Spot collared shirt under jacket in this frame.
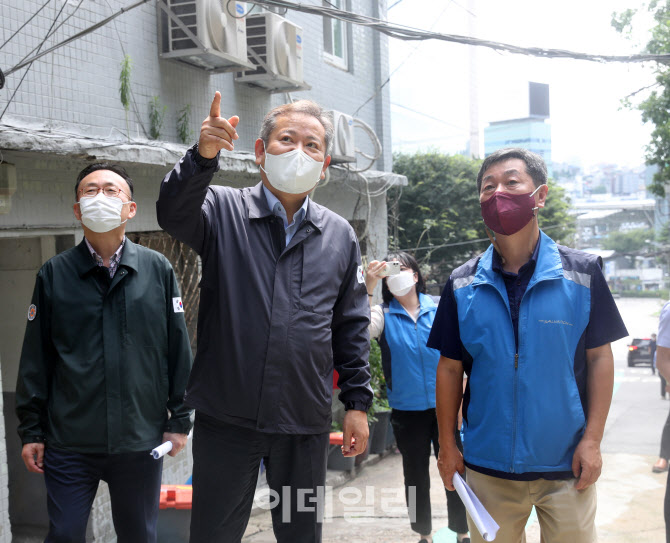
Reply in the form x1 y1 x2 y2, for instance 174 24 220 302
16 239 193 453
156 146 373 434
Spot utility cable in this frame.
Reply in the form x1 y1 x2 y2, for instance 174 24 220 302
391 102 467 130
246 0 670 64
1 0 69 120
352 0 454 116
18 0 84 66
0 0 52 51
102 0 149 139
3 0 151 78
396 223 570 254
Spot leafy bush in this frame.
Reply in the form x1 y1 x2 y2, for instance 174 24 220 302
368 339 389 422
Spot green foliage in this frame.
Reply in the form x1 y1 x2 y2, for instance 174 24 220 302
611 8 637 36
119 55 132 141
390 151 576 287
658 222 670 243
119 55 132 110
149 96 167 140
538 180 576 246
177 104 193 144
612 1 670 195
390 152 487 284
602 228 651 253
367 339 389 423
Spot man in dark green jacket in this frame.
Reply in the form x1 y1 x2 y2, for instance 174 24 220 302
16 163 193 543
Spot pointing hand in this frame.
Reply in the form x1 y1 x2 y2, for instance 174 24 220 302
198 91 240 159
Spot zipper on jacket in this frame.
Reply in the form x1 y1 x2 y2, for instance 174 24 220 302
510 351 519 473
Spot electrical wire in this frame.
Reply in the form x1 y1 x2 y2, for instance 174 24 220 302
225 0 259 19
17 0 84 67
352 0 454 116
102 0 149 139
346 117 382 173
1 0 70 121
391 102 467 130
0 0 52 51
246 0 670 64
3 0 151 78
395 223 570 254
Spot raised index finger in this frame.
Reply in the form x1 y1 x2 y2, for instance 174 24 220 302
210 91 221 118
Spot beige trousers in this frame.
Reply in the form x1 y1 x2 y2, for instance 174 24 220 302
465 468 597 543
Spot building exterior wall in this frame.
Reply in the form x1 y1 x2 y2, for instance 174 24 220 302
1 1 391 169
0 1 399 539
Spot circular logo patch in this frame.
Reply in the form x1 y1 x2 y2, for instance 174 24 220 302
28 304 37 321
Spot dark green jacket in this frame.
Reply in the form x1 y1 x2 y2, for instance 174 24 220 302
16 239 193 454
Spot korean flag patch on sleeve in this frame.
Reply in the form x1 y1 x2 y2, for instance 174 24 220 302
357 265 365 284
172 297 184 313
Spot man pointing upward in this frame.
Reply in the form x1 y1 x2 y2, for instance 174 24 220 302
157 92 372 542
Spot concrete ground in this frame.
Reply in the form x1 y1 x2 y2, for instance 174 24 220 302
242 448 667 543
243 298 670 543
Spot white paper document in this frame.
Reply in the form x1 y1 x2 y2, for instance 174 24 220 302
150 441 173 459
453 472 500 541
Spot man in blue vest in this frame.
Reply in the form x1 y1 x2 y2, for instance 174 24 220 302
428 148 627 543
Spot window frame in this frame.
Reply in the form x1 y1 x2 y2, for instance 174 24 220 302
322 0 349 70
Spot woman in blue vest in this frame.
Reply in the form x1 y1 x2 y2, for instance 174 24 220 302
366 252 469 543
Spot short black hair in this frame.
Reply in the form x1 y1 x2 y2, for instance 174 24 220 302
75 163 134 199
476 148 547 193
381 251 425 304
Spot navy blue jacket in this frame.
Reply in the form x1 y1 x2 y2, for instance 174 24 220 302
157 147 372 434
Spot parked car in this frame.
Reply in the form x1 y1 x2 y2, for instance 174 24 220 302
627 338 654 367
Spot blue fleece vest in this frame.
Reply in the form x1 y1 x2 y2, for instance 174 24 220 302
379 293 440 411
452 232 599 474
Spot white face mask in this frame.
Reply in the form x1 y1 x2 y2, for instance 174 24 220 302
260 143 324 194
386 270 416 297
77 193 131 233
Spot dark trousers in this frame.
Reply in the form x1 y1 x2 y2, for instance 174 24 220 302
666 469 670 543
391 408 468 535
190 413 329 543
43 447 162 543
662 408 670 460
663 375 668 399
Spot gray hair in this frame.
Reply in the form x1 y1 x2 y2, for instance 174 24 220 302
476 148 548 192
259 100 334 154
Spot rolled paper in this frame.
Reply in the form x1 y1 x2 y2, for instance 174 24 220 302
151 441 173 459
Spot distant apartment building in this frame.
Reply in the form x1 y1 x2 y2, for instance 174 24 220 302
484 82 553 176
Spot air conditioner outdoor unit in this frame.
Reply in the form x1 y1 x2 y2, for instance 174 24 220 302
234 12 310 92
158 0 255 72
327 110 356 163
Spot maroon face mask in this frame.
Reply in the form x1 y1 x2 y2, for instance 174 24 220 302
480 186 543 236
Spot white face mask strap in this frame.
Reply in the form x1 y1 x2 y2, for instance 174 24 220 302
530 184 545 197
530 183 546 213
